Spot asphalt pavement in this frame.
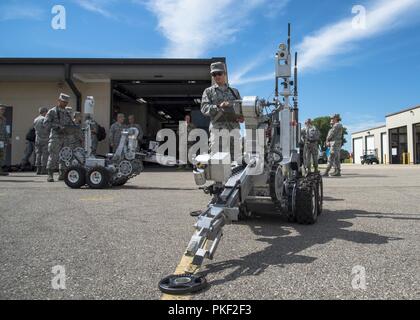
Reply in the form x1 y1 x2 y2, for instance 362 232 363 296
0 164 419 299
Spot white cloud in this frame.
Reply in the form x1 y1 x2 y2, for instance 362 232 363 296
229 52 273 85
0 3 44 21
144 0 272 58
74 0 116 18
231 71 274 85
298 0 420 71
231 0 420 85
264 0 290 18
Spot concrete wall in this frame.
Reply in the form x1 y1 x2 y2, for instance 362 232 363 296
0 81 111 163
386 107 420 164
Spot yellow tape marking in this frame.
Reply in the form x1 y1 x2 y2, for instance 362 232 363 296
161 240 208 300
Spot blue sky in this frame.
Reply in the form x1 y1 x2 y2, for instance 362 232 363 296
1 0 420 150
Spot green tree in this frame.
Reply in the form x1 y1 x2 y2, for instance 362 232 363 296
312 116 347 150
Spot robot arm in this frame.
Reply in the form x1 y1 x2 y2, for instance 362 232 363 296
187 153 259 267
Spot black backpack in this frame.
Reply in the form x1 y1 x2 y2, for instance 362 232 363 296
96 125 106 142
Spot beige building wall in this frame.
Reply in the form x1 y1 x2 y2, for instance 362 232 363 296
0 81 111 163
386 107 420 164
352 126 387 163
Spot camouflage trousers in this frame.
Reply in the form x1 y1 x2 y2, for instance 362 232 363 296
209 127 242 163
46 135 69 172
327 145 341 172
35 139 49 167
304 142 318 172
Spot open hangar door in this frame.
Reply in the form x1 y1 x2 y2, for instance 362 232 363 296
353 137 363 164
112 79 211 155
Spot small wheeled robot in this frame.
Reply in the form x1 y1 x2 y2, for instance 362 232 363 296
60 97 176 189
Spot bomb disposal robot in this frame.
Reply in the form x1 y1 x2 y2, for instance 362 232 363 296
59 97 176 189
159 25 323 294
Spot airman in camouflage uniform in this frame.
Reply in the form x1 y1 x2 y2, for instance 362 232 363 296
0 106 10 176
109 113 126 152
67 112 84 149
201 62 243 162
324 114 343 177
301 118 320 174
44 93 74 182
33 107 50 175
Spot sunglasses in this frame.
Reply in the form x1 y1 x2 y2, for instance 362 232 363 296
212 72 225 77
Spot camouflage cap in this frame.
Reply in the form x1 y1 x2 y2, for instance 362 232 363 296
210 62 226 74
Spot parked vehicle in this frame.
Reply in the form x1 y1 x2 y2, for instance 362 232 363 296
361 154 379 165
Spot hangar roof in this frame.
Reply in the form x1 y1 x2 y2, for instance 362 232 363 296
385 105 420 118
351 125 386 136
0 57 226 82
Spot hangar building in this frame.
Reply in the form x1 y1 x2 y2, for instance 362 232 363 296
0 57 225 165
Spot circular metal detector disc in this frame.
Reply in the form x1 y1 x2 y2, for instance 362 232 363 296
158 274 207 295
